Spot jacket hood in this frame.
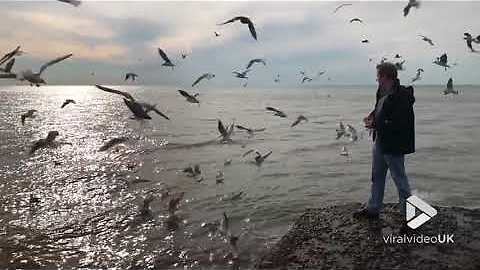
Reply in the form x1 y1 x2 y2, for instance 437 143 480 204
394 79 415 105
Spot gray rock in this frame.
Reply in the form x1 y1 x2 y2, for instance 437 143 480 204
257 203 480 270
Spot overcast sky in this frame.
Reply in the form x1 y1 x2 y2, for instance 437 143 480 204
0 0 479 87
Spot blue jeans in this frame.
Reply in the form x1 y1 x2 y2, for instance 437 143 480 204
367 139 412 215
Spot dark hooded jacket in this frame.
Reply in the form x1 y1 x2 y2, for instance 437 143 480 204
373 79 415 155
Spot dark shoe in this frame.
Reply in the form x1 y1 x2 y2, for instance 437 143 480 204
353 207 380 219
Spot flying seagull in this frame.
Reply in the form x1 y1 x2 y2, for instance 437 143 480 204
419 35 434 46
61 99 75 108
266 107 287 118
245 150 272 166
233 69 251 79
274 74 280 83
246 58 266 69
95 84 169 120
30 131 71 154
181 53 188 59
218 16 257 41
214 31 221 37
345 124 358 142
361 39 369 43
235 124 266 136
443 78 458 95
21 109 37 126
192 73 215 87
57 0 81 7
5 54 73 87
411 68 424 82
301 76 313 83
99 137 129 152
464 33 477 52
178 90 200 104
125 72 138 81
349 18 363 23
433 53 450 70
218 119 235 142
291 115 308 127
403 0 420 17
158 48 174 68
333 3 352 13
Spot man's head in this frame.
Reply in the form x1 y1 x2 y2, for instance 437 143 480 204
376 62 397 91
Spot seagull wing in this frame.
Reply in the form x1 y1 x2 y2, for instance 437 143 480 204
95 84 135 101
235 125 252 132
246 60 255 69
242 149 255 157
158 48 172 63
178 90 193 99
61 100 69 108
247 20 257 40
403 4 411 17
291 119 301 127
266 106 282 114
123 98 151 119
39 53 73 75
447 78 453 90
0 73 17 79
0 46 20 66
218 119 227 137
262 151 273 160
192 73 207 87
219 17 241 25
3 58 15 73
151 107 170 120
334 3 352 13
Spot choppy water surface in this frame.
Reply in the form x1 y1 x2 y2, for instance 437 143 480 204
1 85 479 269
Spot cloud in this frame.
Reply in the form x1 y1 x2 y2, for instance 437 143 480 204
9 10 115 39
1 1 480 85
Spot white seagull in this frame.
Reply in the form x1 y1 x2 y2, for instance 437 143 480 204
2 54 73 87
443 78 458 95
218 16 257 41
419 35 434 46
158 48 174 68
433 53 450 70
218 119 235 142
246 58 266 69
21 109 37 126
95 85 169 120
411 68 424 82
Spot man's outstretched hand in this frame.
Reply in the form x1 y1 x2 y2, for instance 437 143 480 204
364 112 375 129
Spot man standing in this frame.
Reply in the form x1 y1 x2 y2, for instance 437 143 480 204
354 62 415 219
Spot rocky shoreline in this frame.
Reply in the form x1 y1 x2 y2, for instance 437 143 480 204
257 203 480 270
